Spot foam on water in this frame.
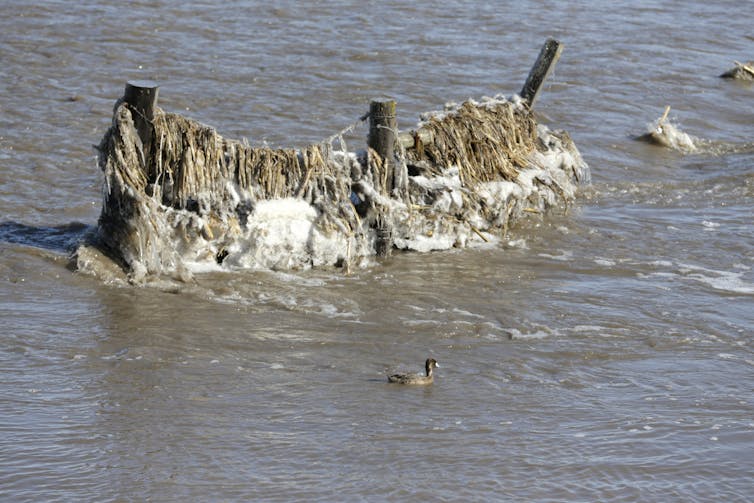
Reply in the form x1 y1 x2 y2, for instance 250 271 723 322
677 263 754 295
645 118 698 153
594 258 616 267
538 250 573 261
641 262 754 294
506 328 554 340
228 198 323 270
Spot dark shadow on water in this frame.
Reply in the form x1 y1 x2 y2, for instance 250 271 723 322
0 221 94 253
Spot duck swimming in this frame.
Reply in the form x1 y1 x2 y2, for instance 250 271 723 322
387 358 439 385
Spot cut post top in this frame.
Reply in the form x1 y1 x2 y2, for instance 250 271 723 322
124 81 160 121
368 99 398 152
369 99 396 118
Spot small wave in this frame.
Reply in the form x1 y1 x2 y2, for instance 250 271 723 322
682 269 754 295
642 260 754 295
505 238 528 249
538 250 573 261
507 328 553 340
571 325 618 337
675 262 753 294
594 258 616 267
0 221 92 253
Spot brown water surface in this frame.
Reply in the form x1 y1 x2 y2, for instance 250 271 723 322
1 1 752 501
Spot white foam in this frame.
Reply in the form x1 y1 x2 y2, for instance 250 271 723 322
507 328 551 340
678 263 754 295
184 260 225 274
243 199 317 265
643 261 754 294
451 307 486 319
506 238 528 249
573 325 607 334
395 233 457 253
646 119 698 153
538 250 573 261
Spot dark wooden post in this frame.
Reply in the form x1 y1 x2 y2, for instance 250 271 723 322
520 38 563 107
375 223 393 258
123 80 159 168
368 99 397 257
368 99 397 192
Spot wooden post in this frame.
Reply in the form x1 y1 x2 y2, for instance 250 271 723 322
520 38 563 107
368 99 397 191
375 222 393 258
124 80 158 119
123 80 159 166
368 99 397 257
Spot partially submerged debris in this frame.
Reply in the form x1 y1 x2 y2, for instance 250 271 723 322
636 105 697 153
720 60 754 80
73 90 588 283
74 40 589 283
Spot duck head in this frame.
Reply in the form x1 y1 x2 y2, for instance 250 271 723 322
425 358 439 377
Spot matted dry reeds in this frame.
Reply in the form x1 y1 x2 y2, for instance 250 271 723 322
91 92 585 280
405 99 537 185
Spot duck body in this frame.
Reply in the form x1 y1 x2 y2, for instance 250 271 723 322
387 358 438 385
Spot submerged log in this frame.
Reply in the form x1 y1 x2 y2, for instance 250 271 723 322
398 129 433 150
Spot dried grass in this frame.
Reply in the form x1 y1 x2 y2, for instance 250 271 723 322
93 93 582 279
406 99 537 185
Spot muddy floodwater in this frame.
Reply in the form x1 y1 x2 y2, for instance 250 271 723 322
1 1 752 501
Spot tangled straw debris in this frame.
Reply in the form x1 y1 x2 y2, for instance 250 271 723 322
720 60 754 80
76 93 588 282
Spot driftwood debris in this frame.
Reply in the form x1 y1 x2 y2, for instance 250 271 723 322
77 39 588 281
635 105 696 152
720 60 754 80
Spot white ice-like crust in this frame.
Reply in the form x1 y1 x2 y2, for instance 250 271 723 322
647 119 698 153
234 198 318 271
153 123 579 278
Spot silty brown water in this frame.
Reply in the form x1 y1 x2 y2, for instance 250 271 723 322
0 0 752 501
